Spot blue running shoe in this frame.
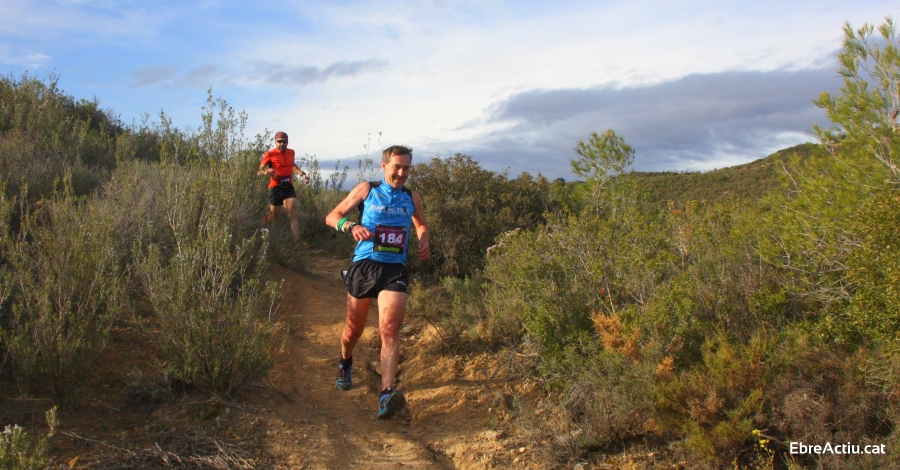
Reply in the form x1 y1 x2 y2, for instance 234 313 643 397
377 389 405 420
336 362 352 390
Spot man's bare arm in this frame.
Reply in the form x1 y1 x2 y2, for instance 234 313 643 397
258 160 274 177
411 191 430 261
292 164 310 184
325 182 373 241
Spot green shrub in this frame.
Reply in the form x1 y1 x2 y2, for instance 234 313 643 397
649 328 900 469
483 222 597 355
0 186 11 377
408 274 520 352
407 154 552 278
135 172 278 394
760 14 900 347
756 147 885 345
511 327 658 465
0 79 292 403
0 73 121 204
636 253 794 365
100 135 268 266
2 190 124 403
654 331 894 467
610 201 806 366
845 192 900 343
483 201 676 357
0 407 58 470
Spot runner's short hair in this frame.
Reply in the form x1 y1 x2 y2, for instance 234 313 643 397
382 145 413 164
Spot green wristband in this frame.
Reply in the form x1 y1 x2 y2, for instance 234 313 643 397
336 217 349 232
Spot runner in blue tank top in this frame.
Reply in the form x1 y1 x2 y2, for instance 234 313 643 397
351 179 416 264
325 145 430 420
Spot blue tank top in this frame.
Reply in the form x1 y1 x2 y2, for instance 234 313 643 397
352 180 416 265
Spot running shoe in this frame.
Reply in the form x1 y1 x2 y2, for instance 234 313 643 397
262 211 272 227
377 389 406 420
336 363 352 390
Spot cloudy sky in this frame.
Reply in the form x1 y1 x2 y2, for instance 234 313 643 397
2 1 896 178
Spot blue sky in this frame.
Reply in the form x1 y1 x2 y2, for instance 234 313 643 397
2 1 896 178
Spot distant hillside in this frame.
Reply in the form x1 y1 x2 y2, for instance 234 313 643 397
632 143 827 207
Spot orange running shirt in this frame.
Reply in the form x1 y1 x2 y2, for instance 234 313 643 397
260 148 296 188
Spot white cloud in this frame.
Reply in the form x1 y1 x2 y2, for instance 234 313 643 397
0 42 51 68
3 0 898 175
230 0 873 164
423 68 839 177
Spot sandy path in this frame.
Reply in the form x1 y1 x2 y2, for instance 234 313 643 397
241 255 466 469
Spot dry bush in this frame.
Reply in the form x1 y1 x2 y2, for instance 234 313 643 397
653 334 769 466
565 351 656 448
134 165 279 395
83 435 262 470
2 192 125 402
509 345 657 466
592 312 640 360
76 412 268 470
513 396 586 466
762 336 900 469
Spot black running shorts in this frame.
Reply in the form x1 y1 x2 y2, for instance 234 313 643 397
268 182 296 206
344 259 409 299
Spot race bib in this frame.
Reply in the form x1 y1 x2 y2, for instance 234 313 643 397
373 225 406 254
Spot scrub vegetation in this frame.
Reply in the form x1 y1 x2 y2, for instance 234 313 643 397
407 16 900 469
1 13 899 470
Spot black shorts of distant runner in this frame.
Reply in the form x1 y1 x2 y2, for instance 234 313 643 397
344 259 409 299
268 182 297 206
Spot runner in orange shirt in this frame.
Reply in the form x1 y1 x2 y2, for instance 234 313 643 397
257 131 310 242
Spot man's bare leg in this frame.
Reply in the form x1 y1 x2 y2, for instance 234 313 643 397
375 290 408 419
269 204 282 221
341 294 372 360
336 294 371 391
376 290 407 391
283 197 301 242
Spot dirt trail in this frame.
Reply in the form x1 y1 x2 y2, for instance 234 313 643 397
243 254 532 469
